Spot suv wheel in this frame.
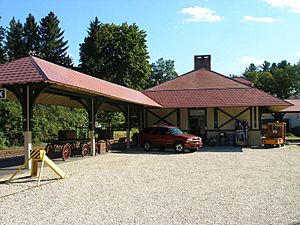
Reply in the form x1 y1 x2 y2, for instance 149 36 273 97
143 141 152 151
174 142 184 153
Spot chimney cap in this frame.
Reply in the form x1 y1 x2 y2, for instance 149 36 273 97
194 54 211 58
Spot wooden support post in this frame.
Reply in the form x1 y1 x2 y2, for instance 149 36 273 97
4 83 49 169
89 98 96 156
24 85 32 169
214 108 218 129
177 108 181 128
126 104 130 149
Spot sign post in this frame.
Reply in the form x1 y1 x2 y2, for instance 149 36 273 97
0 89 6 99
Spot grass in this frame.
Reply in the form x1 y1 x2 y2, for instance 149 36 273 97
286 133 300 141
113 128 139 140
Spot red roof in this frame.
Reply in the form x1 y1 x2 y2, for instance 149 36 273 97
146 69 246 91
233 77 254 86
280 99 300 112
0 56 161 107
144 68 291 108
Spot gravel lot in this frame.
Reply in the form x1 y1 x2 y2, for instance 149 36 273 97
1 145 300 225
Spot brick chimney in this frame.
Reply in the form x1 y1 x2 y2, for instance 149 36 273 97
194 55 211 70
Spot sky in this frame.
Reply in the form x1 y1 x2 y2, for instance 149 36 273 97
0 0 300 76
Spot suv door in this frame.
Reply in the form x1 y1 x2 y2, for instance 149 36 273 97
149 127 161 147
155 127 174 148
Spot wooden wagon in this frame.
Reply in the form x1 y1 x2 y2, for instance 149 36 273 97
45 129 112 161
45 138 90 161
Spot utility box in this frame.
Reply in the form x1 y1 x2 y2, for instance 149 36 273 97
219 132 227 146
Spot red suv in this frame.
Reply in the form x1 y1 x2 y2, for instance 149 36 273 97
139 125 203 153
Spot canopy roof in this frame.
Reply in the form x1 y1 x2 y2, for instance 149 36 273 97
0 56 161 108
144 68 291 110
280 99 300 113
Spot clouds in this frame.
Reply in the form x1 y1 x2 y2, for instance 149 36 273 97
179 0 299 24
179 6 223 23
243 15 283 23
263 0 300 13
296 51 300 56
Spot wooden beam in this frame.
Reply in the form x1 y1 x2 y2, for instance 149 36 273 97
217 107 251 129
214 108 218 129
146 109 176 126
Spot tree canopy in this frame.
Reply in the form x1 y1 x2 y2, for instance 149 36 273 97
39 12 73 67
149 58 178 87
0 17 6 63
5 17 25 61
243 60 300 99
79 17 151 90
23 13 40 56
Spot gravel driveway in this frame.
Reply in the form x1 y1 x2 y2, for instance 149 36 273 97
1 145 300 225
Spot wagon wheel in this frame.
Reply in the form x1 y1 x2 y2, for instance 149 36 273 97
45 144 55 159
81 143 89 157
61 143 71 161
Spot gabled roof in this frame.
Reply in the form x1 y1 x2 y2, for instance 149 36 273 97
0 56 161 108
144 68 291 108
280 99 300 113
146 69 246 91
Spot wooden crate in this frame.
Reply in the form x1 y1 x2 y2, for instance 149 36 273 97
96 141 107 154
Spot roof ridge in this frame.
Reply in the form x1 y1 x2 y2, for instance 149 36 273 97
30 56 49 81
206 68 254 88
32 56 144 94
144 68 253 92
144 87 251 93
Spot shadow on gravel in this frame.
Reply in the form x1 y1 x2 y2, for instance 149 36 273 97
201 147 243 152
112 146 244 154
0 156 24 168
111 148 186 155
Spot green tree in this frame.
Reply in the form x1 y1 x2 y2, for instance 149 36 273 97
242 60 300 99
0 17 6 63
23 13 40 56
0 100 23 146
260 61 271 72
32 105 87 143
5 17 25 61
79 18 151 90
255 72 275 94
39 11 73 67
149 58 178 86
79 17 104 77
271 64 298 98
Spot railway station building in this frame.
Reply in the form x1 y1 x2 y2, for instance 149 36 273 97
142 55 291 146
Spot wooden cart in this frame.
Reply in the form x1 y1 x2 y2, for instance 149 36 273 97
45 129 112 160
45 138 90 161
